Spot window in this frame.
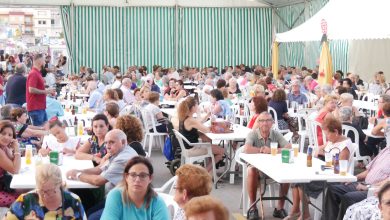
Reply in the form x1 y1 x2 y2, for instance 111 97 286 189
38 21 42 24
43 21 46 25
51 19 54 25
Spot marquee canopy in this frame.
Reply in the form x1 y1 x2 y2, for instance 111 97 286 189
275 0 390 42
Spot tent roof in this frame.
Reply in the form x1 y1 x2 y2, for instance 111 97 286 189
0 0 269 7
275 0 390 42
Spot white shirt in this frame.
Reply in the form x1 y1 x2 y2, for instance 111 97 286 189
44 72 56 87
42 135 80 154
144 103 162 130
120 86 135 104
111 80 122 89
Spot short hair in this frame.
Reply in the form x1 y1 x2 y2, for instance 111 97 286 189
184 195 229 220
134 88 141 95
339 93 354 103
378 181 390 205
10 107 26 121
36 163 62 189
108 129 127 145
272 89 287 102
104 89 119 101
381 94 390 103
49 119 64 129
105 102 120 118
337 86 348 95
323 95 338 105
339 106 352 122
322 116 342 135
342 78 353 87
148 91 160 103
210 89 224 101
291 80 301 86
91 114 112 136
216 79 226 89
15 63 26 74
33 53 44 61
382 103 390 117
0 105 13 120
175 164 212 199
321 84 333 94
115 115 144 143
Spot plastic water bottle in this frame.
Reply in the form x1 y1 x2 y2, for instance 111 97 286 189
159 93 163 102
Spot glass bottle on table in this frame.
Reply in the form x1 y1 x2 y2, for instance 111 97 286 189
306 146 313 167
333 153 340 174
25 145 33 165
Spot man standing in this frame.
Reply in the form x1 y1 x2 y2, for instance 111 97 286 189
244 112 291 219
6 63 27 106
26 54 55 126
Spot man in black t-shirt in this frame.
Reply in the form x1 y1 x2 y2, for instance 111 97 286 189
6 63 27 106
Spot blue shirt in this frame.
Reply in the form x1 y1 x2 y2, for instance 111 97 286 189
101 188 169 220
88 90 103 110
215 100 232 118
287 92 308 105
46 96 64 120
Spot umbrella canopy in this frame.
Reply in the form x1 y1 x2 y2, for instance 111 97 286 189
318 40 333 85
272 42 279 80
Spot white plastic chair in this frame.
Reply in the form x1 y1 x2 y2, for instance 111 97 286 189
268 107 290 134
154 176 177 196
141 110 168 157
173 129 217 186
158 192 179 220
342 124 371 165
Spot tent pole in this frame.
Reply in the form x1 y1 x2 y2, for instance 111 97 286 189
175 3 179 70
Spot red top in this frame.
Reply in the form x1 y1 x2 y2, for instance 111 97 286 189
26 67 46 111
315 111 329 146
247 114 259 129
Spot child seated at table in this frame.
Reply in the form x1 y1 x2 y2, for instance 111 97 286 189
39 120 80 156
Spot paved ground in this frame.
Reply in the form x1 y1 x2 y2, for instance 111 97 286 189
150 149 283 220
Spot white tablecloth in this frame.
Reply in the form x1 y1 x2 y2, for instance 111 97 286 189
11 156 96 189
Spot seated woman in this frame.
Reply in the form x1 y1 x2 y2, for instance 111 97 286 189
75 114 111 166
0 121 21 207
268 89 289 130
285 116 355 220
177 96 225 171
173 164 212 220
144 92 167 133
209 89 232 119
139 85 152 107
104 101 119 128
115 115 147 156
5 163 86 219
248 96 268 129
227 78 241 98
344 181 390 220
100 157 169 220
166 80 187 101
39 120 81 156
316 95 338 146
164 78 177 96
10 107 48 148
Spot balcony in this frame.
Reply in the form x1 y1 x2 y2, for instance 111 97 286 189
24 30 34 35
25 21 34 26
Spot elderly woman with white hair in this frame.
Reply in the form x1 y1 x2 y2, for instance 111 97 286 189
227 77 241 97
338 106 373 168
5 163 86 219
334 93 361 118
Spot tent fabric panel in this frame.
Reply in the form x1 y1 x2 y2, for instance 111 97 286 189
70 6 175 74
178 7 272 70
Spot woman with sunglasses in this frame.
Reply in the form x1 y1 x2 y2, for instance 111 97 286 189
5 163 86 219
100 156 169 220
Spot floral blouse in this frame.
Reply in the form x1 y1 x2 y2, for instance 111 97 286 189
5 190 86 220
88 135 107 159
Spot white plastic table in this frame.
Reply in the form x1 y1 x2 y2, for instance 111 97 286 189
11 156 96 189
203 124 252 185
240 153 357 216
160 100 177 106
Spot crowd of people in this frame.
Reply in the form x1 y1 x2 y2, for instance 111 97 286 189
0 52 389 220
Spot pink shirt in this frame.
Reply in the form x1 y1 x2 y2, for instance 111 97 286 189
365 147 390 184
309 80 318 91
